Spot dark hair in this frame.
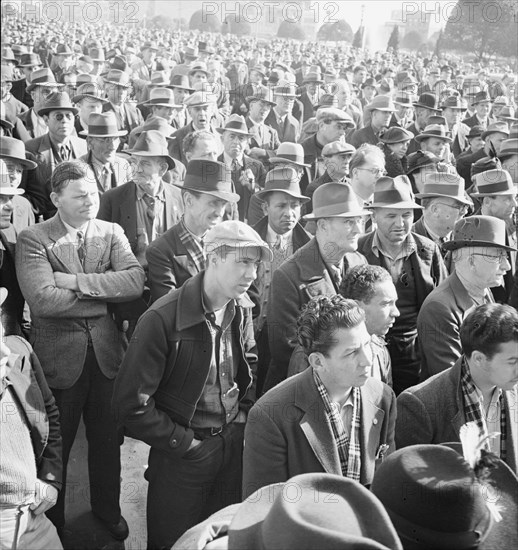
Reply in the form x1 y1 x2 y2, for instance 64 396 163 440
50 160 93 194
460 303 518 359
340 265 392 304
182 130 217 156
296 295 365 356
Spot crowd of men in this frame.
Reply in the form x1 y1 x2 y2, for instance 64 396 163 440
1 12 518 550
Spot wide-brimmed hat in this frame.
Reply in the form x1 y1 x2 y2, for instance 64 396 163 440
304 182 372 219
379 127 414 144
415 172 471 205
472 90 493 105
72 82 108 104
132 116 176 140
481 121 509 141
322 141 356 156
370 175 422 209
183 46 199 60
0 136 37 170
302 71 324 84
198 41 215 55
141 41 159 52
88 47 105 63
493 96 510 106
77 73 95 86
1 46 19 66
270 142 310 167
103 69 131 87
497 106 518 123
256 167 309 202
168 73 194 91
216 114 252 136
55 44 73 56
249 65 266 78
415 124 453 143
223 473 403 550
315 93 338 109
188 62 210 77
37 91 78 116
18 53 43 67
184 89 217 107
273 82 299 98
180 159 239 202
443 215 517 251
366 96 396 112
127 130 176 170
393 92 414 107
471 169 517 197
413 92 440 112
79 112 127 137
498 138 518 160
371 443 516 550
26 68 63 92
143 87 182 108
468 125 484 139
441 95 468 110
246 85 275 106
148 71 169 87
406 151 444 174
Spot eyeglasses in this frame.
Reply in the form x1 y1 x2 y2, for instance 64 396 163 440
435 202 469 215
343 216 369 228
358 167 387 177
51 112 74 121
471 252 508 263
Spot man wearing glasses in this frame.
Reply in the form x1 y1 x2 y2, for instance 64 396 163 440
418 215 514 381
24 91 87 219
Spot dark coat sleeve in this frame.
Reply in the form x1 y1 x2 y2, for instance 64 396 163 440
146 240 178 303
395 390 434 449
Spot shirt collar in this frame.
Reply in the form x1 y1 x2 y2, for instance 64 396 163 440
266 224 292 247
372 231 416 259
135 181 165 201
423 218 449 243
60 216 89 239
224 152 243 168
90 154 112 173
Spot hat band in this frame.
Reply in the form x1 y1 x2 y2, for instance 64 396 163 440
277 153 303 163
313 202 365 217
477 180 515 194
88 124 122 135
148 98 175 104
223 121 249 132
373 190 413 205
423 183 463 196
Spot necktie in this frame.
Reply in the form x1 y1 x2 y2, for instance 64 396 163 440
143 194 157 221
231 159 239 172
60 145 70 161
77 231 86 266
102 167 111 191
273 234 282 250
330 265 342 288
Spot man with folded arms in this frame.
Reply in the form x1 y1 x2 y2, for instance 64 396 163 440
418 215 514 380
113 220 271 548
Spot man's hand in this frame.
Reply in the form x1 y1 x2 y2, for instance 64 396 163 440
54 272 79 291
30 480 59 515
239 169 256 192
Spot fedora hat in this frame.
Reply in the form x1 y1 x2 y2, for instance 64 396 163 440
377 78 394 94
274 61 291 73
413 92 440 111
103 69 131 87
181 159 240 203
224 473 402 550
366 96 396 112
370 175 422 209
273 82 299 98
77 73 95 86
415 124 453 143
443 215 517 251
415 172 471 205
493 95 509 106
188 62 210 77
127 130 176 170
256 167 309 202
473 90 493 104
55 44 73 56
79 112 127 137
1 46 19 66
141 41 158 52
249 65 266 78
168 73 194 91
315 93 338 109
270 142 310 168
498 138 518 160
0 102 13 131
132 116 176 140
143 87 182 108
88 47 105 63
26 68 63 92
468 125 484 139
481 121 509 141
371 444 509 550
379 127 414 144
441 95 468 110
246 85 275 106
72 82 108 104
497 106 518 123
471 169 517 196
304 182 372 219
18 53 42 67
216 114 252 136
393 92 414 107
149 71 169 87
0 136 37 170
183 46 199 59
183 90 217 108
37 91 78 116
302 71 324 84
110 55 129 73
361 77 377 90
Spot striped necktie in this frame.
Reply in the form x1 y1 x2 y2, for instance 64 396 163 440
77 231 86 266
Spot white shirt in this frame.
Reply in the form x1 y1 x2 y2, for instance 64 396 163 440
61 218 89 243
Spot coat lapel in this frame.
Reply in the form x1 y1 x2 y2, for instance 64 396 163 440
359 382 385 483
83 220 108 273
119 183 138 247
47 215 83 273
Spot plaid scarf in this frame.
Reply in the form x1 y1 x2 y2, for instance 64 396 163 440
460 357 507 460
177 218 206 273
313 371 362 481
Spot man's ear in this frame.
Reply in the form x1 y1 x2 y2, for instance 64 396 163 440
50 191 60 209
261 199 269 217
308 352 325 371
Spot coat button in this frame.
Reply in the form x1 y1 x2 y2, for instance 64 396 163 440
373 418 378 425
170 438 178 447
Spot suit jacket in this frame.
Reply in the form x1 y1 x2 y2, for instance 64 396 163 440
298 90 323 122
412 217 453 272
1 229 25 337
15 215 145 389
456 148 486 185
265 238 367 392
145 221 202 303
417 271 494 381
463 113 490 129
245 117 280 153
264 109 300 143
299 133 325 193
347 125 380 148
102 101 144 149
243 368 396 496
97 180 183 255
3 335 63 490
18 109 47 140
23 133 88 218
396 357 518 474
79 151 133 193
10 77 32 108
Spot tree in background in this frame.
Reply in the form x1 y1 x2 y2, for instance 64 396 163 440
434 29 443 57
352 26 364 49
317 20 354 43
442 0 518 60
401 30 423 50
277 21 305 40
189 9 221 33
387 25 400 52
222 16 252 36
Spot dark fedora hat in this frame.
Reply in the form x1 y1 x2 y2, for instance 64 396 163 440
37 91 78 116
103 69 131 88
315 93 338 110
26 67 63 92
361 77 377 89
127 130 176 170
55 44 74 56
481 121 509 141
371 444 498 550
246 84 275 106
441 95 468 110
132 116 176 140
18 53 43 67
168 73 194 92
415 124 453 144
256 167 309 202
443 215 517 252
72 82 108 105
216 114 252 136
79 112 127 137
88 47 105 63
498 138 518 160
304 182 371 220
415 172 471 205
302 71 324 84
379 127 414 144
471 169 517 197
181 159 240 203
393 92 414 107
468 125 484 139
413 92 440 111
472 90 493 105
370 175 422 209
0 136 37 170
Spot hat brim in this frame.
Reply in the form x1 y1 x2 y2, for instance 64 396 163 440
246 96 276 106
481 130 509 140
37 106 79 116
26 82 63 93
18 62 43 68
442 239 517 252
415 133 453 144
79 128 128 137
473 99 493 105
103 79 131 88
2 57 19 66
188 69 210 77
471 187 518 197
274 92 300 98
413 102 441 112
414 192 472 205
167 84 195 92
304 208 372 220
141 100 183 108
303 78 324 84
72 93 109 104
128 150 176 170
369 201 423 210
216 127 252 137
0 186 25 195
269 156 311 168
256 188 310 203
177 185 240 203
0 154 37 170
